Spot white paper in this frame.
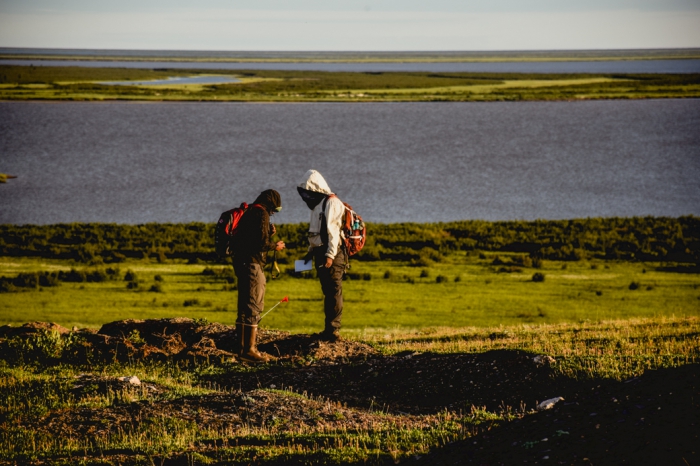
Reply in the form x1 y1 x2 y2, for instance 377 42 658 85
295 259 313 272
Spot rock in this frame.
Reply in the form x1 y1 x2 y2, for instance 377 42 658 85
537 396 564 411
117 376 142 386
533 355 556 366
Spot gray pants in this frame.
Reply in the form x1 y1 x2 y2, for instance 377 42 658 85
234 262 266 325
314 247 346 332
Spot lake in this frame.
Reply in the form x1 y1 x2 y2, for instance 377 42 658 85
100 76 241 86
2 58 700 74
1 100 699 225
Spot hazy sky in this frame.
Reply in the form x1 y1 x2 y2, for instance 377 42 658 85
1 0 699 51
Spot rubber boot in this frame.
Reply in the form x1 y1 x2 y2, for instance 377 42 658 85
312 328 341 342
240 324 273 364
235 322 244 357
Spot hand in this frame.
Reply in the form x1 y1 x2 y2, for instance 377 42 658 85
303 251 313 264
275 241 285 251
324 257 333 268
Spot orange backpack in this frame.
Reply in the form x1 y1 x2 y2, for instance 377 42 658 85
323 195 366 256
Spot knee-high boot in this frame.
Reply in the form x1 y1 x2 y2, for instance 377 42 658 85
240 324 272 364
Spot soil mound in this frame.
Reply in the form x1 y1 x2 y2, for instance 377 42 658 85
202 349 559 414
0 318 377 365
0 321 71 338
404 363 700 465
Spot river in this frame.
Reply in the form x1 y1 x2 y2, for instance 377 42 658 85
1 100 698 225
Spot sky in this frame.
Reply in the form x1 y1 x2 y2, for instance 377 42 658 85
1 0 700 52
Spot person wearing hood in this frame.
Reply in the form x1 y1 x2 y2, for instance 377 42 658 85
233 189 285 363
297 170 346 342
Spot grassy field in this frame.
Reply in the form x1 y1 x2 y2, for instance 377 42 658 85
1 253 698 332
1 218 698 464
2 64 699 101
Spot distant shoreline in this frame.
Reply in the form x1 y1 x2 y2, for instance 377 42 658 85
2 47 700 63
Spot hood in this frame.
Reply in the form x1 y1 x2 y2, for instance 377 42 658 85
298 169 333 194
253 189 282 213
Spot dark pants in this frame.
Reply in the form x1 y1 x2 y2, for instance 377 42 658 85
314 247 346 332
233 262 265 325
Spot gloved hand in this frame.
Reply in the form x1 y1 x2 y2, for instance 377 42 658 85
303 251 314 264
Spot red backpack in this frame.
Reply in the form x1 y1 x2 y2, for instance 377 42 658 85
215 203 249 258
325 195 367 256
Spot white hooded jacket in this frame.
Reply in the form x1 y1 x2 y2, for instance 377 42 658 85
298 170 345 259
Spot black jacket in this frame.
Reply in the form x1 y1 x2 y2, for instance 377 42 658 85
233 190 281 266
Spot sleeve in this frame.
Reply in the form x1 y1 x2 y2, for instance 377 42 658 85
325 197 345 259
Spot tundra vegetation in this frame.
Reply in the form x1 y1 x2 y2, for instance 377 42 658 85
1 65 699 102
0 217 698 464
0 216 698 329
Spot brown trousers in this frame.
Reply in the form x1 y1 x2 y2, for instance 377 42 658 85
233 262 266 325
314 247 346 332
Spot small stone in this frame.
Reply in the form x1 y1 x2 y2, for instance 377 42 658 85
537 397 564 411
533 355 556 366
117 376 141 386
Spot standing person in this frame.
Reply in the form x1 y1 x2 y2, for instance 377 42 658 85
233 189 285 363
297 170 346 342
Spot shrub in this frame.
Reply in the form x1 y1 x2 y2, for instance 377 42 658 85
149 284 163 292
184 299 200 307
383 270 393 279
126 281 139 290
629 281 640 290
491 256 506 266
419 269 430 278
532 272 546 282
436 275 448 283
154 274 163 282
39 272 61 287
85 269 108 282
60 268 86 283
124 270 138 282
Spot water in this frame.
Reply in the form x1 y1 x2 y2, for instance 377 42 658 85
1 100 699 225
99 76 240 86
2 58 700 74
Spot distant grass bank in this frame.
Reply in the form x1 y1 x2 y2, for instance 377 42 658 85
2 65 699 102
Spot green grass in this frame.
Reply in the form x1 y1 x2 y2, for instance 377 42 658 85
0 316 697 464
1 254 698 331
1 65 699 102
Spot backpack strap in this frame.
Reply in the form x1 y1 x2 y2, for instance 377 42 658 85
321 195 350 265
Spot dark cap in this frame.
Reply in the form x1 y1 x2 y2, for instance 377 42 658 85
254 189 282 213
